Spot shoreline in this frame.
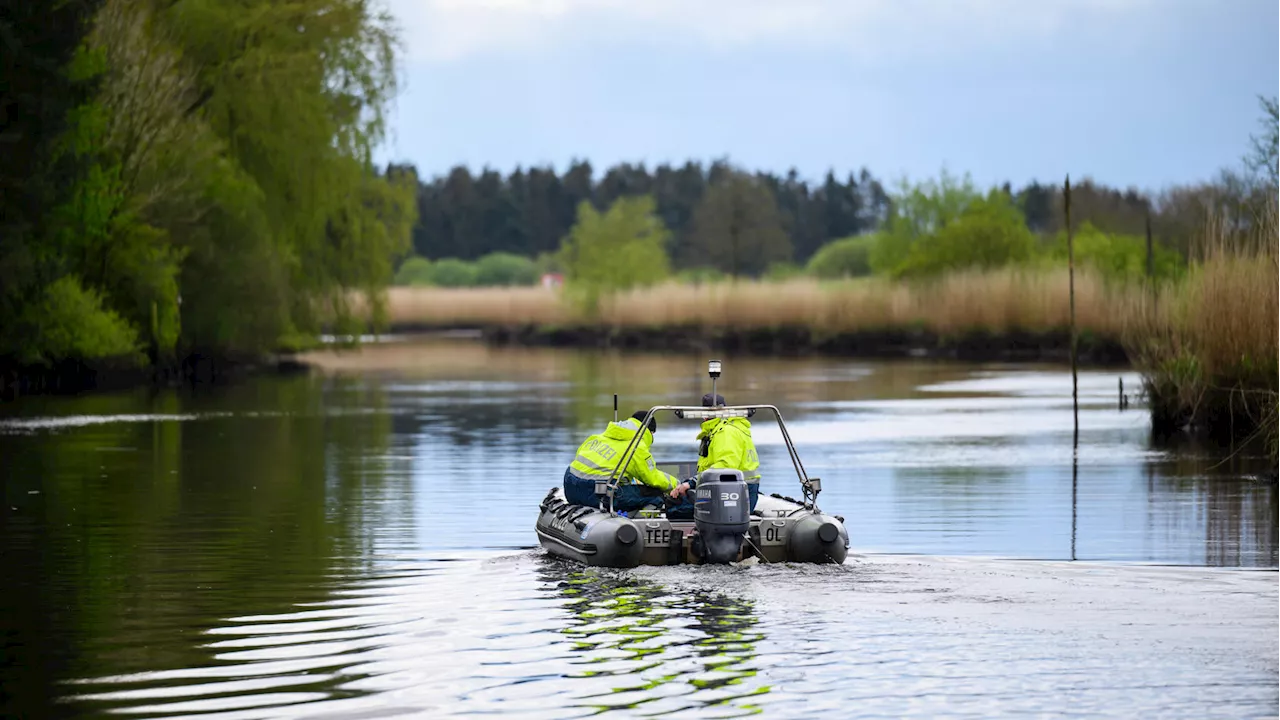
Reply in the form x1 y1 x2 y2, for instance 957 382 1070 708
0 325 1128 402
0 352 310 402
393 322 1132 366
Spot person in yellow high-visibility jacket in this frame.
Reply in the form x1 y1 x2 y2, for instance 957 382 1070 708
564 411 696 516
695 393 762 512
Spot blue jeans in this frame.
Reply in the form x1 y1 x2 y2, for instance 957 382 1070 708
563 468 695 518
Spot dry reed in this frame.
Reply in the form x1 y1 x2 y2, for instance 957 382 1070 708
384 286 566 327
384 267 1144 337
1122 197 1278 445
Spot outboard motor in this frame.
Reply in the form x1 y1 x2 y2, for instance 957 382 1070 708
693 469 749 564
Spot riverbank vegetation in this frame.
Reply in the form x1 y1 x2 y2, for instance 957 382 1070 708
1 0 415 392
1124 204 1277 448
384 268 1137 341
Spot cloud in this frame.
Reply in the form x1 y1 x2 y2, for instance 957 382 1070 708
384 0 1156 63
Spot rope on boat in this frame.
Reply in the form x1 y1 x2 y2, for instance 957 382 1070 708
743 534 770 564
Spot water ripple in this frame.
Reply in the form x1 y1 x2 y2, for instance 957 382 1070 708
56 552 1277 719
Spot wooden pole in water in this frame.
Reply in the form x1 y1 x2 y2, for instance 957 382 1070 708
1071 452 1078 561
1066 175 1079 448
1068 177 1080 559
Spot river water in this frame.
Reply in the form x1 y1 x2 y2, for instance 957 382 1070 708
1 338 1275 719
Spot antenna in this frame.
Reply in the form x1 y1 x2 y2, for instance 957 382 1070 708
613 393 618 422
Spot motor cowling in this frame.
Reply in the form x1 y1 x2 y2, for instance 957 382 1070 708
693 469 749 564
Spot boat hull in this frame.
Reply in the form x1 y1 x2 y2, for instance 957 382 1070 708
535 488 849 567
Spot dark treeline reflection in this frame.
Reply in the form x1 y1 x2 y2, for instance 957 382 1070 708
0 376 402 718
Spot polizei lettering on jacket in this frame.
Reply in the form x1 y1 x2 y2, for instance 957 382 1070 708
583 438 617 461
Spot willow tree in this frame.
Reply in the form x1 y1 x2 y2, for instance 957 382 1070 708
157 0 413 351
80 0 220 361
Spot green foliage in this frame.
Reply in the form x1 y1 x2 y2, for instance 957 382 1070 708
863 174 1040 279
394 252 538 288
888 170 980 238
559 196 671 312
894 191 1036 278
686 171 793 276
428 259 479 288
806 234 876 279
18 276 142 365
0 0 413 366
1050 223 1185 282
157 0 409 345
394 257 434 286
764 262 804 281
0 1 103 311
870 170 982 276
676 267 729 285
475 252 538 286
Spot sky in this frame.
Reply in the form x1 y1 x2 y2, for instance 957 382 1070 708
375 0 1279 192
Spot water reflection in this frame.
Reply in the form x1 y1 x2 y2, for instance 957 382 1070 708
545 562 767 716
0 376 403 718
0 340 1275 718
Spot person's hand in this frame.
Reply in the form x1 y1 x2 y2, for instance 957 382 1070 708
669 482 690 499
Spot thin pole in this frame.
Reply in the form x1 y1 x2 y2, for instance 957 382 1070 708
613 393 618 422
1066 175 1078 449
1071 449 1078 562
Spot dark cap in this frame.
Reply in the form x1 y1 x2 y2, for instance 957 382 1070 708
701 393 726 407
630 410 657 433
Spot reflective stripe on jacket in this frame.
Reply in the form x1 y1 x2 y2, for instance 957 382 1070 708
568 418 679 492
696 417 761 482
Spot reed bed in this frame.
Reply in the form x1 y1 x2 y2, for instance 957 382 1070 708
385 267 1144 337
371 251 1275 446
1122 205 1278 445
385 286 566 327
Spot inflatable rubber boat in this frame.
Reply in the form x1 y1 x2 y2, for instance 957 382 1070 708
535 360 849 567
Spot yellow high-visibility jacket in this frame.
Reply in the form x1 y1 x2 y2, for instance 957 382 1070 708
569 418 679 491
696 417 760 483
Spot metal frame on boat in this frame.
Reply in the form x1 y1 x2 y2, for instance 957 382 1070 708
599 403 824 516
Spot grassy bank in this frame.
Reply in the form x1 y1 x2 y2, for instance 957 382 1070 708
385 268 1146 335
379 268 1143 362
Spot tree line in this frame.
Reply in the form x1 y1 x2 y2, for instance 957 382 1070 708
397 117 1277 285
400 160 892 272
1 0 415 373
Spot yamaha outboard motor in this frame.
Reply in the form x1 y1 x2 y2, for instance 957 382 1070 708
693 469 749 564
